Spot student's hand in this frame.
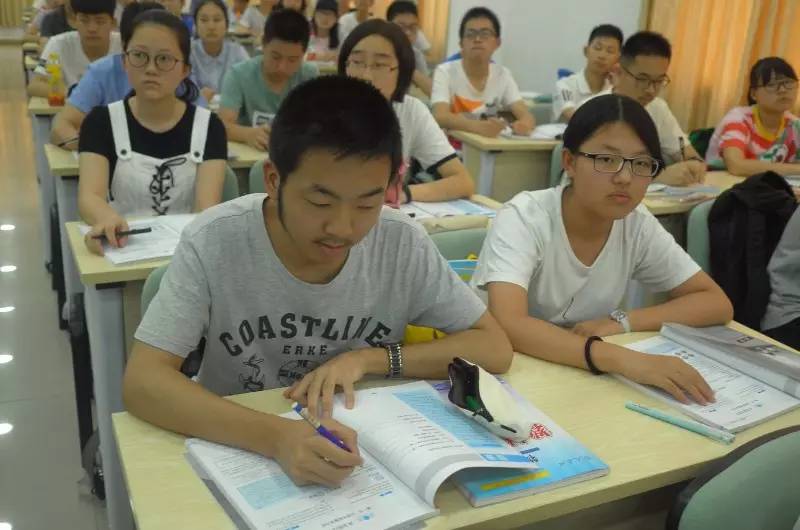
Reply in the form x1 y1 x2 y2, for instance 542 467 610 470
245 125 270 151
273 416 362 487
83 215 129 256
571 318 624 338
511 119 533 136
686 160 707 183
617 348 715 405
200 87 215 104
658 161 705 186
473 118 506 138
283 350 372 418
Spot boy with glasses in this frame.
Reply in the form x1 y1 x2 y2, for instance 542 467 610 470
431 7 534 139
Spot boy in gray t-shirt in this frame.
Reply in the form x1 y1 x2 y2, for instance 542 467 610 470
125 76 512 489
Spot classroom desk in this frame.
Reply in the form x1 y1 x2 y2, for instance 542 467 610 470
111 322 800 530
643 171 744 216
24 53 38 70
22 41 39 54
65 194 502 530
29 98 62 270
449 130 559 202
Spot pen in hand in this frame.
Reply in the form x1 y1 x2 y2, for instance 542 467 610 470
292 402 352 453
91 227 152 240
678 136 687 162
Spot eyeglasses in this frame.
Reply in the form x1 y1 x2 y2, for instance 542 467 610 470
463 29 496 41
578 152 662 178
124 49 182 72
346 59 399 77
757 80 798 93
621 65 670 91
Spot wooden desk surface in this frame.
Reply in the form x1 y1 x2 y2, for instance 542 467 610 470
22 41 40 53
112 323 800 530
227 141 265 169
644 171 744 216
450 130 560 152
28 96 61 116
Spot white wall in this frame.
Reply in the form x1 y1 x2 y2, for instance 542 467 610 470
445 0 644 95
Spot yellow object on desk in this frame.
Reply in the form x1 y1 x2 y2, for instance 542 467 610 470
112 322 800 530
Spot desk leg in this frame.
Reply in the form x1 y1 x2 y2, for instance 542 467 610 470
55 176 84 324
31 115 53 269
84 284 134 530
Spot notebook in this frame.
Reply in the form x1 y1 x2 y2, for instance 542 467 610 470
500 123 567 140
185 381 540 530
399 199 496 220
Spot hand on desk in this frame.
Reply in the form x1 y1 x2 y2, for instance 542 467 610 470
84 214 129 255
511 119 533 136
473 117 506 138
572 317 624 338
658 160 707 186
244 125 270 151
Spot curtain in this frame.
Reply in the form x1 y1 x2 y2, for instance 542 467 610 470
0 0 31 28
417 0 449 62
648 0 800 132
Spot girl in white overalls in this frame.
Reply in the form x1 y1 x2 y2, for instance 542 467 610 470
78 10 227 255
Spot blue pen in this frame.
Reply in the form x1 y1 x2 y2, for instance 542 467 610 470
625 401 735 445
292 403 351 452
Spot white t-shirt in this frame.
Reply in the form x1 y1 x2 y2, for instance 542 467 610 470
471 186 700 326
393 95 457 176
338 11 372 44
239 5 268 33
414 30 430 52
431 60 523 118
36 31 122 90
552 69 612 121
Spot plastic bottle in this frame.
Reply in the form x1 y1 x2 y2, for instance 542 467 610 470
46 53 66 106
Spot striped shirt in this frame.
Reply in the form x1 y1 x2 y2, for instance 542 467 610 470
706 106 800 168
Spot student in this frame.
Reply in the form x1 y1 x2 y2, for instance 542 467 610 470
237 0 277 38
339 20 473 202
40 0 74 41
229 0 249 28
191 0 249 102
307 0 339 62
472 94 734 405
219 9 318 151
762 207 800 350
122 75 512 487
155 0 194 34
28 0 61 36
337 0 372 44
553 24 622 122
277 0 307 14
431 7 534 139
706 58 800 180
28 0 121 97
604 31 706 186
113 0 136 24
78 9 227 254
386 0 431 97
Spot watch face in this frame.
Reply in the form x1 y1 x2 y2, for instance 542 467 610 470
610 310 625 322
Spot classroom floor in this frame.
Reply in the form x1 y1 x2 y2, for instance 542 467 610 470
0 43 109 530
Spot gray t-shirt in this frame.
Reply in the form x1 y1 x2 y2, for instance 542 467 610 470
762 207 800 331
135 194 487 396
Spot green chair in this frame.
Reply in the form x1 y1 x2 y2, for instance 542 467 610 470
141 264 169 315
549 142 564 188
666 425 800 530
223 165 240 201
688 128 714 159
249 160 266 194
430 228 487 260
686 199 715 273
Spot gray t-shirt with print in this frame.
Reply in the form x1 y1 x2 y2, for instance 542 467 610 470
135 194 487 396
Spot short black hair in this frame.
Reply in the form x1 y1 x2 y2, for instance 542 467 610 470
263 7 310 49
311 0 339 49
193 0 229 28
120 1 164 47
278 0 308 12
338 19 414 102
620 31 671 65
588 24 623 46
563 94 664 172
70 0 115 16
458 7 500 40
386 0 418 21
748 57 798 104
269 76 402 210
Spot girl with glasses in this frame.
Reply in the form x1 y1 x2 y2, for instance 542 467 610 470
473 94 733 405
78 10 227 255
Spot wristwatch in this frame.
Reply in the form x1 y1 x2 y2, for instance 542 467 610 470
384 343 404 379
610 310 631 333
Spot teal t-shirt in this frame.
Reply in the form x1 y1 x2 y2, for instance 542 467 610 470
219 56 319 126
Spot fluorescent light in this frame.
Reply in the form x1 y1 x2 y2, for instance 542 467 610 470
0 224 14 231
0 354 12 364
0 423 12 435
0 306 14 313
0 265 16 273
0 522 13 530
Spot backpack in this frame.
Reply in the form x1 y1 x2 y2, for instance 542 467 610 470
708 172 797 330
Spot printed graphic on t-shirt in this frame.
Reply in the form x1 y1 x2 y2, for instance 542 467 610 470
452 95 502 119
252 111 275 128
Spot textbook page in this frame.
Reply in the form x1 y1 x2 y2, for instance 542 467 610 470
622 336 800 432
334 381 539 505
402 200 497 219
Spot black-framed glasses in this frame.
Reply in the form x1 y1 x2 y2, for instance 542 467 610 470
463 29 496 41
124 49 182 72
345 59 399 77
757 79 798 93
578 152 662 178
621 65 670 91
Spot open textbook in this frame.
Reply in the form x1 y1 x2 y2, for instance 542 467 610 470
185 381 541 530
78 214 195 265
621 324 800 433
500 123 567 140
399 199 496 220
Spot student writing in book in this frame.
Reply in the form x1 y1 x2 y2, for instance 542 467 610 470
705 58 800 190
472 94 733 405
307 0 339 62
339 20 473 203
387 1 432 98
431 7 534 139
219 9 319 151
123 76 513 488
762 207 800 349
78 10 227 255
28 0 121 98
552 24 622 123
600 31 706 186
191 0 250 103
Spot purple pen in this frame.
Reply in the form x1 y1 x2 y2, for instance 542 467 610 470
292 403 351 452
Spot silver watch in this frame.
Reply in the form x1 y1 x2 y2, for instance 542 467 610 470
610 310 631 333
384 343 404 379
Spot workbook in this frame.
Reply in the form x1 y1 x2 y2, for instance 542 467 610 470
622 324 800 433
500 123 567 140
78 214 195 265
185 381 540 530
399 199 496 220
